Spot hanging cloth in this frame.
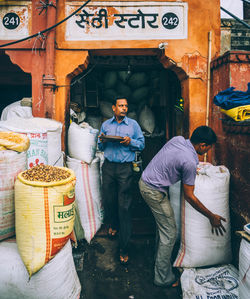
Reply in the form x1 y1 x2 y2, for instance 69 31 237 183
213 83 250 110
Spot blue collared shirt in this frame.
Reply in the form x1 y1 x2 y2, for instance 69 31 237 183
98 116 145 163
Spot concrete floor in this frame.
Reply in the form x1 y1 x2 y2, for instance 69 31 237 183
73 235 182 299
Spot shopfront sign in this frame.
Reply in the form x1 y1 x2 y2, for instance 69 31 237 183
0 2 30 40
65 1 188 41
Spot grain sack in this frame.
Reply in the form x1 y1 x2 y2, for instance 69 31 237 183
127 111 137 121
118 71 131 83
169 180 182 241
131 86 149 103
104 71 117 88
0 131 30 152
0 117 62 166
181 265 239 299
0 239 81 299
138 105 155 134
103 89 117 102
15 165 76 276
239 238 250 299
0 151 27 241
116 81 132 99
99 101 114 118
128 72 148 88
1 100 32 121
68 122 98 164
85 115 102 131
174 164 232 268
66 156 103 243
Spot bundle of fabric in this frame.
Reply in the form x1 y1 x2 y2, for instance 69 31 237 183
213 83 250 121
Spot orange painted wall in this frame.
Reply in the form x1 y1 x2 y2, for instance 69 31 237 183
54 0 221 145
0 0 221 151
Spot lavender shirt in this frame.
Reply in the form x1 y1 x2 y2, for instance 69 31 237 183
141 136 199 193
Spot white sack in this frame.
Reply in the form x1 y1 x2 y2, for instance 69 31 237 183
0 239 81 299
1 100 32 121
68 122 98 164
0 117 62 166
138 105 155 134
86 115 102 131
127 111 137 121
174 163 232 268
169 180 182 241
66 156 104 243
0 151 27 240
239 238 250 299
181 265 239 299
99 101 113 118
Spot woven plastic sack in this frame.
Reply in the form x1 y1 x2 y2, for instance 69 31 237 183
239 238 250 299
0 239 81 299
0 151 27 240
15 167 76 276
169 180 182 241
66 156 103 243
174 163 232 268
0 131 30 152
68 122 98 164
181 265 239 299
0 100 32 121
138 105 155 134
0 117 62 166
99 101 114 118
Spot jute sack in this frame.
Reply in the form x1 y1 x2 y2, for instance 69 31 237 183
15 165 76 276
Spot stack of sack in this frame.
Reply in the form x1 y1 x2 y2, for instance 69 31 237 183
0 117 64 168
0 164 81 298
170 163 241 298
0 98 33 121
67 122 104 243
0 131 29 241
213 83 250 121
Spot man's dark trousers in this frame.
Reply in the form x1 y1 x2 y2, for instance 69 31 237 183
102 159 133 252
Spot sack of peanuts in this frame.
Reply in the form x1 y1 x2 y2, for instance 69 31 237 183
0 131 30 152
15 164 76 276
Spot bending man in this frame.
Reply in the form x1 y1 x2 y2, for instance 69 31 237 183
139 126 226 287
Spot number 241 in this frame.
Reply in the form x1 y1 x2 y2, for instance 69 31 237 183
3 16 19 26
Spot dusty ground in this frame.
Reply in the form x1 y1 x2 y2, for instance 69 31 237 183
73 235 182 299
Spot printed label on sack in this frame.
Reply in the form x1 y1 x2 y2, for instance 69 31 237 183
194 268 239 299
26 132 48 168
50 192 75 256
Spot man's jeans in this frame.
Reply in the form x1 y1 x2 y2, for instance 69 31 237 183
139 178 177 286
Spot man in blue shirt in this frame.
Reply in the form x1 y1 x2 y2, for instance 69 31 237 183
98 96 144 265
139 126 226 288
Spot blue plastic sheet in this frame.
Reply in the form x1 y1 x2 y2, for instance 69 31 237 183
213 83 250 110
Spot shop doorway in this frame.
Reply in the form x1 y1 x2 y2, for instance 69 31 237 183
70 55 184 234
0 50 31 116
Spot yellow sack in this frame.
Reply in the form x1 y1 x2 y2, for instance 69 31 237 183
15 165 76 276
221 105 250 121
0 131 30 152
